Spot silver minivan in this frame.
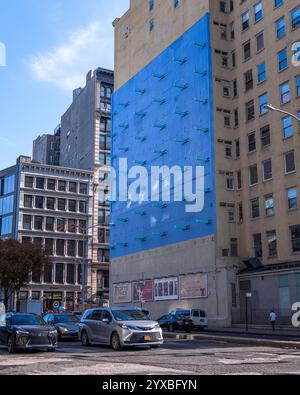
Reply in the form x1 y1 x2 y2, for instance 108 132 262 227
79 307 163 350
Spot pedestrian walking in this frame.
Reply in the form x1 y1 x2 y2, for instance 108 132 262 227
270 310 277 332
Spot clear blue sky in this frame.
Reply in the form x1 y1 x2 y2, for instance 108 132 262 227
0 0 129 169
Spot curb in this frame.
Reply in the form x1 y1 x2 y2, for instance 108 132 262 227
163 332 300 349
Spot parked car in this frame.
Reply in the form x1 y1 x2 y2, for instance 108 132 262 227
170 309 208 330
79 307 163 351
0 313 57 353
157 314 194 333
43 313 80 340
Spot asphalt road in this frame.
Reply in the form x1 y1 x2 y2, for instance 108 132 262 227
1 338 300 375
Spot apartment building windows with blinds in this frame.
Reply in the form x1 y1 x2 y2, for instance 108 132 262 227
280 81 290 104
257 62 266 83
276 17 286 39
291 7 300 30
265 195 275 216
256 32 264 52
263 159 273 181
253 234 263 258
290 225 300 253
246 100 255 121
248 132 256 152
242 11 250 31
251 198 260 219
287 187 298 210
260 125 271 148
249 165 258 186
285 151 296 174
245 70 253 91
267 231 278 257
254 2 263 22
278 48 288 71
243 41 251 60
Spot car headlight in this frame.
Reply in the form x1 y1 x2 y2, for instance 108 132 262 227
153 324 161 330
118 324 136 330
58 327 68 333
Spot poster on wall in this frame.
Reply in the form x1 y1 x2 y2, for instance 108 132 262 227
113 283 132 304
179 273 208 299
154 277 178 301
132 280 153 302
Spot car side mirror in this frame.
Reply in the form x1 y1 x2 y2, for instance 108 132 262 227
102 318 110 324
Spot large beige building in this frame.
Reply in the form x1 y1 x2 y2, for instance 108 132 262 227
111 0 300 326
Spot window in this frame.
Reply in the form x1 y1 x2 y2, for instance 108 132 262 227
223 86 230 97
291 7 300 29
285 151 296 174
257 62 266 83
251 198 260 218
228 210 235 222
98 248 110 263
296 75 300 96
56 240 65 256
58 180 66 192
278 48 288 71
282 116 293 138
288 187 298 210
55 263 64 284
291 225 300 252
45 217 54 231
57 199 66 211
265 195 275 216
237 170 242 190
78 241 85 258
226 176 234 190
149 0 154 11
98 228 105 243
79 201 87 213
23 215 31 230
45 239 54 255
246 100 255 121
256 32 264 52
79 220 86 234
174 0 179 8
68 219 76 233
253 234 262 257
261 125 271 147
35 196 44 209
254 2 263 22
57 218 65 232
69 182 77 193
66 264 75 284
47 179 56 191
67 240 76 257
267 231 277 257
244 70 253 90
46 197 55 210
79 183 88 194
263 159 273 181
275 0 283 8
242 11 250 30
150 19 154 31
280 81 290 104
36 178 45 189
34 216 43 230
248 132 256 152
25 176 34 188
243 41 251 60
249 165 258 186
44 264 53 283
259 93 268 114
276 17 286 39
24 195 33 208
68 200 76 212
230 238 238 257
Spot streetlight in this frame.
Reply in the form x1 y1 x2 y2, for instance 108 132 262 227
265 104 300 123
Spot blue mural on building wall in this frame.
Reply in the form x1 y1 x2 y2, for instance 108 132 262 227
111 13 216 259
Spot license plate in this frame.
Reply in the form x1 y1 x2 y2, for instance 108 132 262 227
144 335 151 341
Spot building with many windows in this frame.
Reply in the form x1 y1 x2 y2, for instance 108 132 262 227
110 0 300 325
59 68 113 303
32 126 61 166
0 156 94 311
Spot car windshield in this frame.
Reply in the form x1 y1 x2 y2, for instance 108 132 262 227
112 309 150 321
54 315 78 324
11 314 45 326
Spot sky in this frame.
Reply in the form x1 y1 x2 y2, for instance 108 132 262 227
0 0 129 169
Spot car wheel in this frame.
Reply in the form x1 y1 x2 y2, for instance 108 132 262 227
111 332 122 351
7 336 16 354
81 331 91 346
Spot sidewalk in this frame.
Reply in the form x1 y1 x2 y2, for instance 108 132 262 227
207 325 300 339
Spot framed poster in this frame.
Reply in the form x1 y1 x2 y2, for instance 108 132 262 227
132 280 153 302
154 277 178 301
113 283 132 304
179 273 208 299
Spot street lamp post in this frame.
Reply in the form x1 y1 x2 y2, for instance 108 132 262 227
265 104 300 123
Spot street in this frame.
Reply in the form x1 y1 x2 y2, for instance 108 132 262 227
1 339 300 375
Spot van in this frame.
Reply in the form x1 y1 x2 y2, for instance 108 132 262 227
170 309 208 330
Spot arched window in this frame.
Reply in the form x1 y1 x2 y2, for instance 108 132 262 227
100 85 106 98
